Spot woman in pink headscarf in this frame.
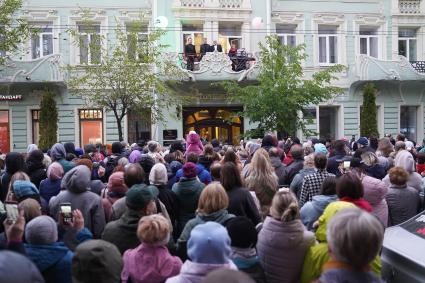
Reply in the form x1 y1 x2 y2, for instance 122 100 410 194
185 131 204 156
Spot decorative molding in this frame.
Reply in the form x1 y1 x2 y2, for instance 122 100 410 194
272 12 304 24
313 13 345 25
354 14 386 25
21 9 58 20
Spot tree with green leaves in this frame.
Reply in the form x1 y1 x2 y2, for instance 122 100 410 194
0 0 33 65
66 10 184 142
222 35 344 137
39 89 58 150
360 83 379 138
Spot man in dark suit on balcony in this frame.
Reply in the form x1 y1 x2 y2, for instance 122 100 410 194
200 38 210 59
209 40 222 52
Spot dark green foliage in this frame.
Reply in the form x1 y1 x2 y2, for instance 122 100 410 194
221 35 344 137
360 83 379 138
39 89 58 150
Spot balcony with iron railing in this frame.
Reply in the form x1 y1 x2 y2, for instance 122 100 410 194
175 0 251 9
411 61 425 73
398 0 422 14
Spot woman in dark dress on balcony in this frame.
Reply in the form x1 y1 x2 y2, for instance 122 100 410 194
184 37 196 71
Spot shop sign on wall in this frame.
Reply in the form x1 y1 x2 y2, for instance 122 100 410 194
0 95 22 101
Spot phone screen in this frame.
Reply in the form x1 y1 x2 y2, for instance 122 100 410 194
343 161 351 169
5 203 19 223
60 203 72 224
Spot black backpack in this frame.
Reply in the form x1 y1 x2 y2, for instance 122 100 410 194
104 155 120 181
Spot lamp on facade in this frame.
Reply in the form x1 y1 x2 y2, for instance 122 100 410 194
154 16 168 29
251 17 263 29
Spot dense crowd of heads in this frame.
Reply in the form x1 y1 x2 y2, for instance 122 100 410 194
0 131 423 283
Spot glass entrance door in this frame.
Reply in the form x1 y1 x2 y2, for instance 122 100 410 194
197 126 230 144
0 110 10 153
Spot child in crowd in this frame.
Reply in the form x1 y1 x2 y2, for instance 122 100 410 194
316 208 384 283
121 214 182 283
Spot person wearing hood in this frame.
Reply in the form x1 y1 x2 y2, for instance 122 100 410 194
102 184 159 254
172 162 205 235
121 214 182 283
27 144 39 154
25 149 47 189
74 158 106 195
50 143 75 174
185 131 204 156
226 216 266 283
72 239 123 283
300 176 338 231
24 212 92 283
383 143 423 193
211 139 221 153
300 201 381 283
0 152 26 202
290 154 316 199
176 183 235 260
101 171 128 221
166 222 237 283
40 162 64 205
326 140 350 177
167 161 183 190
257 189 315 283
150 163 179 233
350 158 388 227
49 165 106 238
128 150 142 164
221 162 261 226
281 145 305 186
11 180 41 205
0 250 45 283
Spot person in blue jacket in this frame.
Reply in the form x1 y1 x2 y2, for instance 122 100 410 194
24 210 92 283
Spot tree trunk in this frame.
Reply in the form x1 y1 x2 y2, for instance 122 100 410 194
117 117 123 142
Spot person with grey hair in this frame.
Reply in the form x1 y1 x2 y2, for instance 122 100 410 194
317 208 384 283
290 154 316 199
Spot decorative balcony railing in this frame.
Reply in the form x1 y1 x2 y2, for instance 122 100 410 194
399 0 422 14
411 61 425 73
174 0 250 9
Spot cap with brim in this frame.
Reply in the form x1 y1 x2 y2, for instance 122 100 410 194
126 184 158 210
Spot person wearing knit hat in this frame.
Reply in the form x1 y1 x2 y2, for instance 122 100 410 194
40 162 64 204
139 154 155 184
12 180 40 203
166 222 236 283
25 212 93 283
0 251 45 283
314 143 328 155
102 184 159 254
101 171 128 221
49 165 106 238
356 137 369 148
149 163 179 233
172 162 205 235
226 217 266 283
72 240 123 283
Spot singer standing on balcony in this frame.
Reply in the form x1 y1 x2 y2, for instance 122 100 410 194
209 40 223 52
184 37 196 71
200 38 210 60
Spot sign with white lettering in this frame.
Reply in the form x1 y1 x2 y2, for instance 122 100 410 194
0 95 22 101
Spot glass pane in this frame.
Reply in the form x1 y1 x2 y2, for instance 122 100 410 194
318 25 337 34
90 34 101 64
369 37 378 58
278 36 285 45
79 34 89 64
398 39 407 57
276 24 297 34
329 36 337 63
232 126 241 145
287 35 296 47
42 34 53 56
360 37 368 54
127 109 151 143
32 120 40 145
31 35 40 59
319 37 327 63
399 28 416 38
409 39 417 61
400 106 417 142
81 120 103 146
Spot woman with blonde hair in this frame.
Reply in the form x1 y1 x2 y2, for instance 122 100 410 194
176 182 235 260
257 189 315 283
6 171 30 202
243 148 278 218
377 137 394 170
361 151 386 180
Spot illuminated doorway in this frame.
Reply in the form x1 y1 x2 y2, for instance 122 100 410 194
0 110 10 153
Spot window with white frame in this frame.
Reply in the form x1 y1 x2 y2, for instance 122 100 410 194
359 26 378 58
182 23 204 54
276 24 297 47
126 23 148 60
218 22 242 53
398 28 417 61
30 22 53 59
77 24 101 65
318 25 338 65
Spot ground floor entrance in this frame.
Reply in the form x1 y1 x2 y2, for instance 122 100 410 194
0 110 9 153
319 106 340 140
183 106 243 145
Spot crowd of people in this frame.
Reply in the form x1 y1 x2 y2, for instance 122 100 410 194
0 130 422 283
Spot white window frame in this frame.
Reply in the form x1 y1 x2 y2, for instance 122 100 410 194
126 24 149 60
77 24 102 65
318 28 338 66
29 23 54 59
359 29 379 58
398 33 417 61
